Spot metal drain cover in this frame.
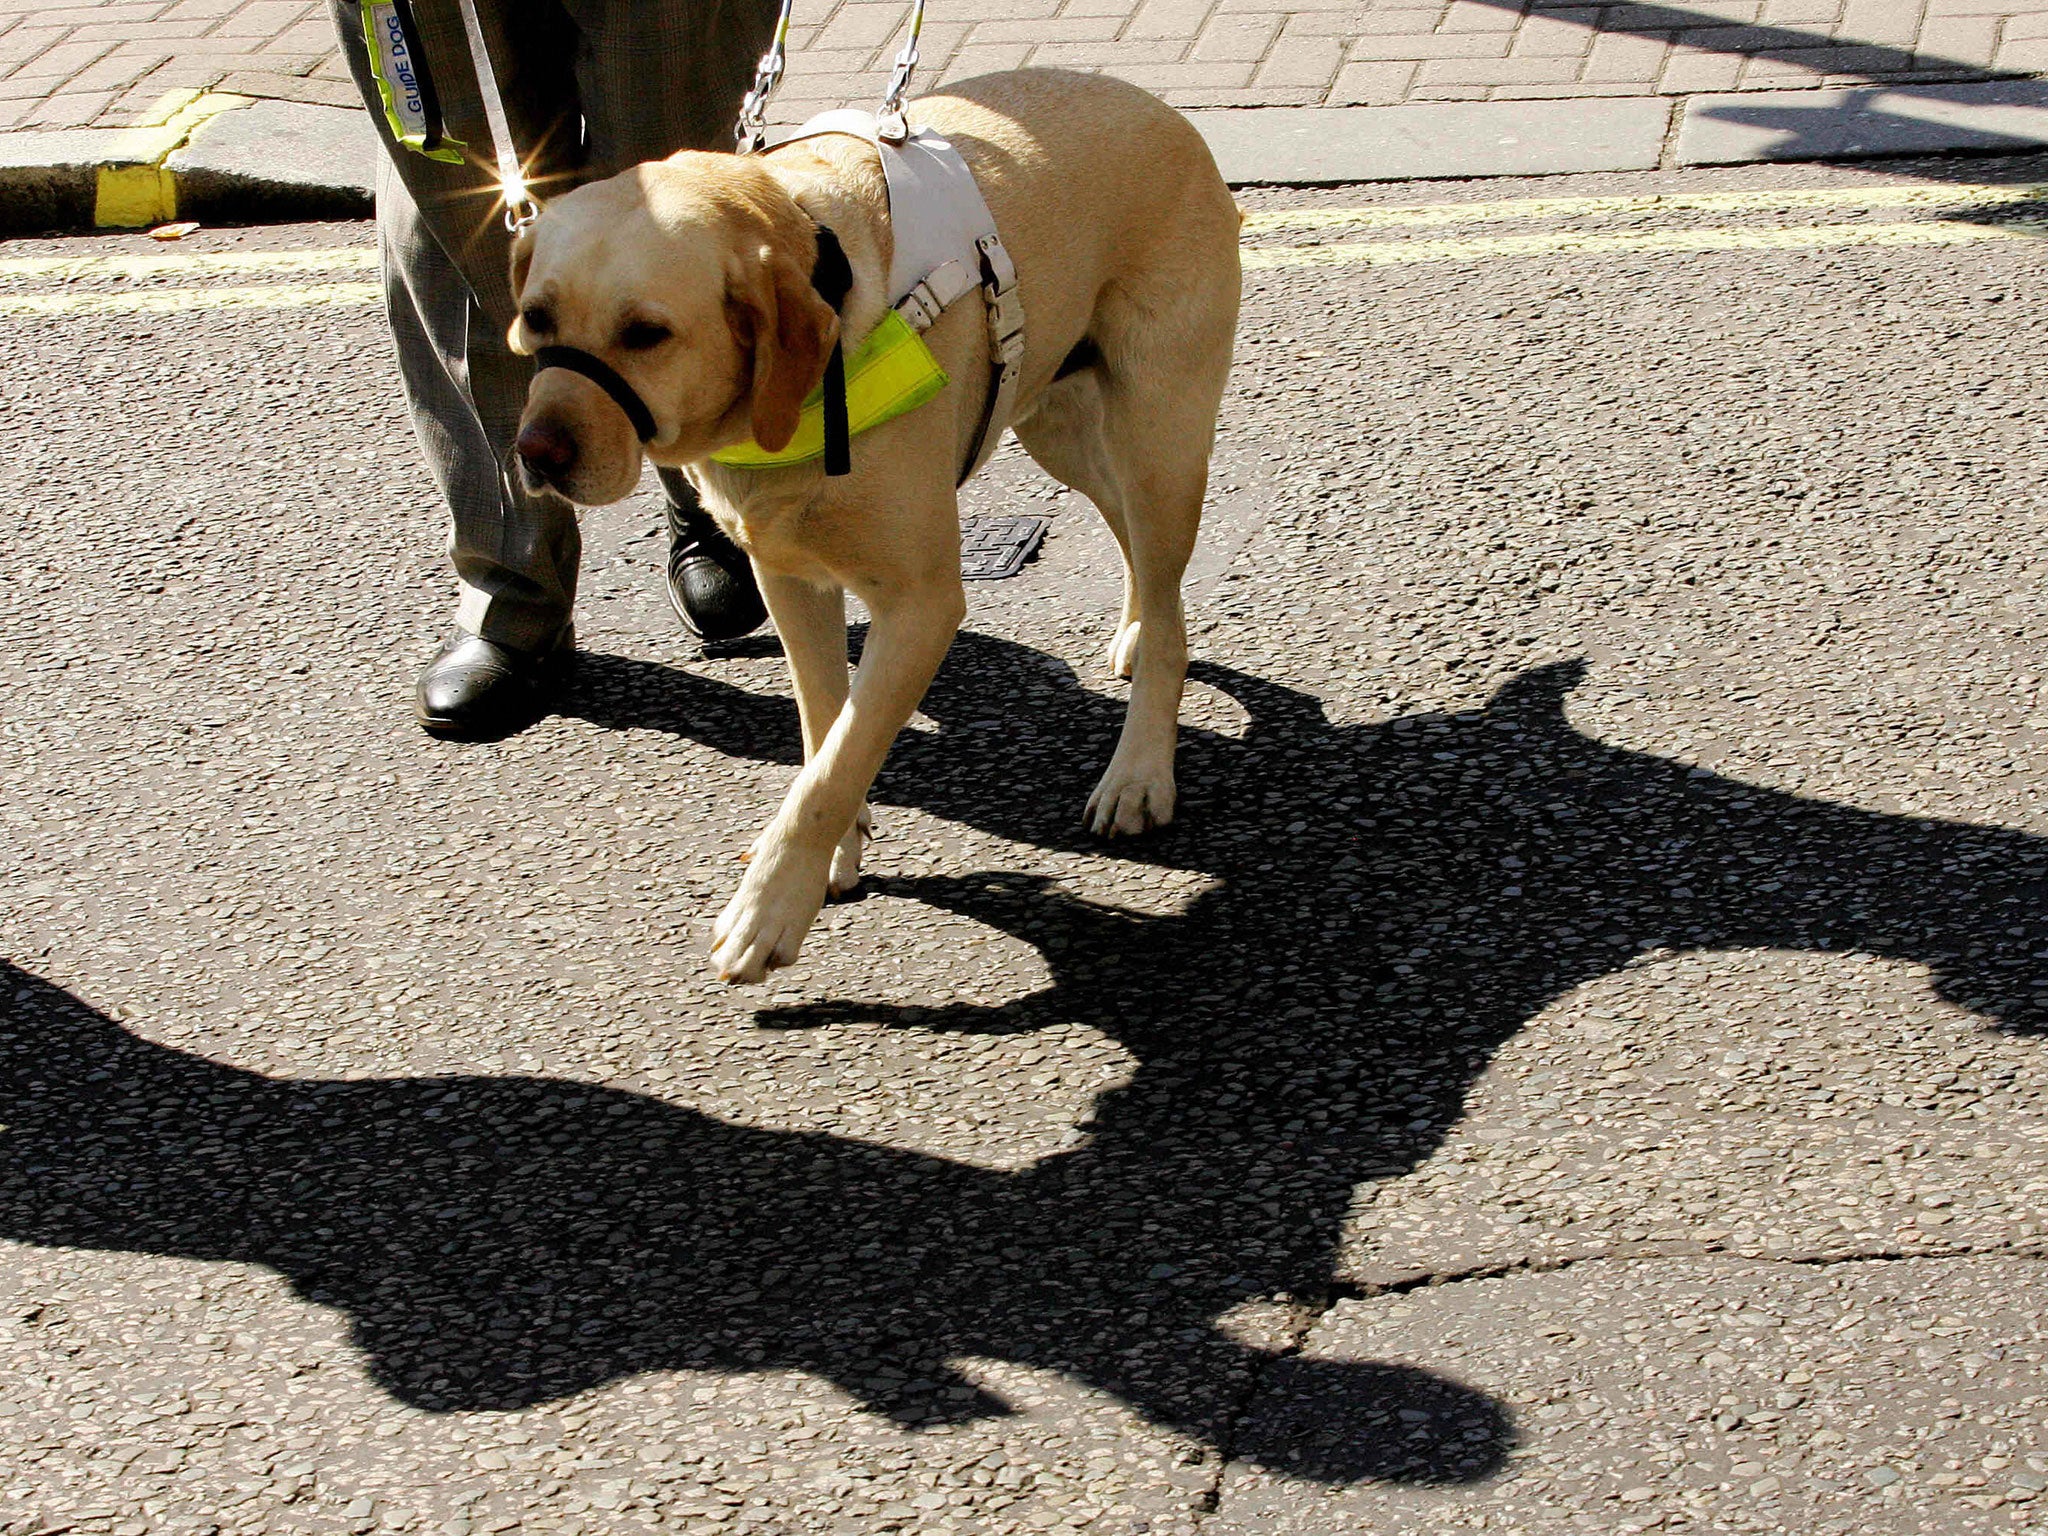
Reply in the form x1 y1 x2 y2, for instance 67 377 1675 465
959 515 1048 580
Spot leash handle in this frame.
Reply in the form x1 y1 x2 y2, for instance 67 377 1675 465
876 0 927 142
736 0 798 154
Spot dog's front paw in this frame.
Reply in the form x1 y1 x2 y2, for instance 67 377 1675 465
711 845 832 984
1085 753 1176 837
828 803 873 898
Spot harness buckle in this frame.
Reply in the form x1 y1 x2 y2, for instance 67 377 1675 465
958 230 1025 483
896 278 943 331
993 327 1025 378
986 290 1025 356
975 233 1024 357
894 259 976 332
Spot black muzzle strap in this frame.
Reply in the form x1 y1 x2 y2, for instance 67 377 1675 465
534 345 658 444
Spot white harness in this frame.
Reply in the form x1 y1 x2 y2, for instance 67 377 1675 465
782 109 1026 484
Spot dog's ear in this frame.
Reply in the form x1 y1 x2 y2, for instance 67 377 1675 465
729 230 837 454
505 224 538 355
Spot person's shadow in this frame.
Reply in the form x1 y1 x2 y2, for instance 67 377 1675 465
5 636 2044 1487
1687 85 2048 171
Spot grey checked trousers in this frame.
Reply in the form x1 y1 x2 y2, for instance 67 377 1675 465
331 0 777 651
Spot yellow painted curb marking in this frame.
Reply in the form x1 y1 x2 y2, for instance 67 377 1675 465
1241 183 2048 236
93 165 179 231
0 283 383 316
1242 217 2048 270
129 88 206 130
93 92 252 229
0 248 378 282
12 185 2048 314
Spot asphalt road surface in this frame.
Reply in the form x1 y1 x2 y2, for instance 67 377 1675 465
5 153 2048 1536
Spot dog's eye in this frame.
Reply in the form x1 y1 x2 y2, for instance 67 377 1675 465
619 320 672 351
521 304 554 335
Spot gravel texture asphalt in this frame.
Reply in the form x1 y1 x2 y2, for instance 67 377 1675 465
4 153 2047 1535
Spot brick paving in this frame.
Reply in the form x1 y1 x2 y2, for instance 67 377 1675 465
1 0 2046 135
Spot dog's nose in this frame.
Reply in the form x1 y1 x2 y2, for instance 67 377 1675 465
515 419 577 483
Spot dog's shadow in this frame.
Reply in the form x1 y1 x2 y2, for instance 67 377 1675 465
5 638 2045 1487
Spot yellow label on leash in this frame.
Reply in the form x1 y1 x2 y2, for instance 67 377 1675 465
712 309 950 470
361 0 465 164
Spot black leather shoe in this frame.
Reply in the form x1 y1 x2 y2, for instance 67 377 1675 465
414 627 573 739
666 498 767 642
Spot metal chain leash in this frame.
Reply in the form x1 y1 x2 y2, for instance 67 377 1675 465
876 0 928 142
739 0 929 154
735 0 798 154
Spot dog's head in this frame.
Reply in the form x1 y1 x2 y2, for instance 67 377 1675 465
506 153 840 506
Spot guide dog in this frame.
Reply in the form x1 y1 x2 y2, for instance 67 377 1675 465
505 69 1241 982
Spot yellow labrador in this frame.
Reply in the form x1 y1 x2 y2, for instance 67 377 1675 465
506 68 1240 982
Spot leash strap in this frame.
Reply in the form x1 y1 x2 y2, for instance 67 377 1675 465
821 341 850 474
359 0 463 163
389 0 447 151
451 0 537 228
534 346 658 442
811 225 855 476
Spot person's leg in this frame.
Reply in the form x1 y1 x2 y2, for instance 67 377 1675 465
332 0 774 730
570 0 776 644
662 477 770 642
332 0 587 733
564 0 769 169
377 158 580 655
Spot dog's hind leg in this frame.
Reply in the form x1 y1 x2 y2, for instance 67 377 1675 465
1015 365 1208 835
1030 274 1234 836
1014 371 1147 676
1081 397 1205 837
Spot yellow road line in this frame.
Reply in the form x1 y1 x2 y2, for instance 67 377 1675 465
1241 183 2048 235
5 205 2043 311
0 247 377 283
1 179 2034 282
0 283 383 316
1243 217 2048 269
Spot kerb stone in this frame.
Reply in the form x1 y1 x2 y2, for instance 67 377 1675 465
167 99 377 222
0 129 135 232
1190 99 1673 185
